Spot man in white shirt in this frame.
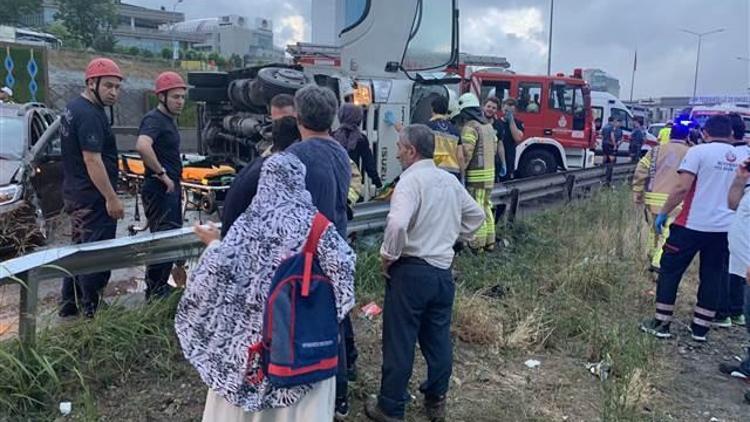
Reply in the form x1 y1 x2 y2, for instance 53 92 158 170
641 115 749 342
718 157 750 383
365 124 484 422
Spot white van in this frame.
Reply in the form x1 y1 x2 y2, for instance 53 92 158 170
690 104 750 142
591 91 658 156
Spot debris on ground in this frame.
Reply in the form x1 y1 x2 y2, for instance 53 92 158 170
585 354 612 381
524 359 542 369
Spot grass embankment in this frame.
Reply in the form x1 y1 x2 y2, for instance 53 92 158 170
0 188 660 421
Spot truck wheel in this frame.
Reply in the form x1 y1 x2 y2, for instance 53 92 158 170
188 72 228 87
517 149 557 178
189 87 228 103
257 67 307 99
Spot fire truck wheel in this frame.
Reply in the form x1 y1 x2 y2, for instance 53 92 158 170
257 67 307 99
187 72 228 88
517 149 558 178
189 87 228 103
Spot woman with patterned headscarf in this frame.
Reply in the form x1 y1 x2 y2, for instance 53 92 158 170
175 152 356 421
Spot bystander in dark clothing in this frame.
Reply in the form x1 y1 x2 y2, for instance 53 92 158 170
60 95 119 316
221 116 300 236
333 103 382 189
494 116 524 180
629 122 645 162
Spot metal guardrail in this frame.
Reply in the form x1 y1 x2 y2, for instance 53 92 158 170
0 163 635 346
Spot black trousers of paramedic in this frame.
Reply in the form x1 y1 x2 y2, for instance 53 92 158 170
378 257 455 418
142 179 182 300
655 225 729 337
61 199 117 312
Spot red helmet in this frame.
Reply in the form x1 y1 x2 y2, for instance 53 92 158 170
155 71 187 94
85 58 123 81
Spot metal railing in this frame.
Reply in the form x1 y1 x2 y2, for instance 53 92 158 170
0 163 635 346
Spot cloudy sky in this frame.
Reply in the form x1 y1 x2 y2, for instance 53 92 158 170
128 0 749 99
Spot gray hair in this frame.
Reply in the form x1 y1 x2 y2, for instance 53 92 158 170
294 84 338 132
400 124 435 159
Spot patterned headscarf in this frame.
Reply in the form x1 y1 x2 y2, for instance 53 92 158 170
175 152 356 412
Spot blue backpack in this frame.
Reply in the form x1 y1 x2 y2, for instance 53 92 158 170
246 212 340 388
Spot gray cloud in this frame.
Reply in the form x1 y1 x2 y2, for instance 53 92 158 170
127 0 749 98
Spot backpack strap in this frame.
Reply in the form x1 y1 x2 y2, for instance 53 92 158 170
301 212 330 297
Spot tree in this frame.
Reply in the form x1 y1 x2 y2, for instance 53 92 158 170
140 48 154 58
229 53 243 69
55 0 117 49
45 21 81 49
0 0 42 26
127 46 139 56
161 47 172 60
92 32 117 52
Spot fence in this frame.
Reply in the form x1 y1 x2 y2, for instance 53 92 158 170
0 163 635 347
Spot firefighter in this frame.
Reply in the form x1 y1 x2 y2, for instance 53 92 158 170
426 93 464 179
453 92 503 251
631 120 690 276
59 58 124 318
135 71 188 300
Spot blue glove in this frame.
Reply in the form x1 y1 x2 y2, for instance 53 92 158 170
654 213 668 235
383 110 398 127
498 165 507 177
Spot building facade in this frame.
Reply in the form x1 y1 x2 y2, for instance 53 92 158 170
583 68 621 98
171 15 284 63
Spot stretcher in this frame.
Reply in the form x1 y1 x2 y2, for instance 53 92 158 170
119 153 236 233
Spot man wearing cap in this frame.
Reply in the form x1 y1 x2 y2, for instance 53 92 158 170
59 58 124 318
135 72 188 300
0 86 13 103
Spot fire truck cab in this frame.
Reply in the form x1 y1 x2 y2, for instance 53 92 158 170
462 68 597 177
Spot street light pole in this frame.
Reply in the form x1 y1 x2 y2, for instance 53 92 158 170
171 0 184 67
546 0 554 75
680 28 724 98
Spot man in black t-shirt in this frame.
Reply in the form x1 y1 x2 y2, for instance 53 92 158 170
484 97 524 181
59 58 124 318
135 72 188 300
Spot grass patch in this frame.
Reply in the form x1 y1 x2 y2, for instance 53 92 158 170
0 295 182 419
0 187 659 420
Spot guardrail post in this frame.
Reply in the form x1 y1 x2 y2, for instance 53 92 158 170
18 271 38 348
507 188 520 225
564 174 576 202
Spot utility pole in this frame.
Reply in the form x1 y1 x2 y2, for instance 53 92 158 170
629 49 637 102
171 0 185 68
680 28 724 98
546 0 554 75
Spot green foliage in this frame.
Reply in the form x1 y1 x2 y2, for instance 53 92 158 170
44 21 80 49
127 46 139 56
0 0 42 26
161 47 173 60
55 0 116 49
140 48 154 58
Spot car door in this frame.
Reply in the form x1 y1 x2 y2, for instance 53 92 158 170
28 114 64 218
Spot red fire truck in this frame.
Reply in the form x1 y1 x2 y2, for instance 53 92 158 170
451 58 596 177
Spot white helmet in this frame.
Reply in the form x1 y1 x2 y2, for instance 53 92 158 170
457 92 480 110
0 87 12 97
447 88 459 117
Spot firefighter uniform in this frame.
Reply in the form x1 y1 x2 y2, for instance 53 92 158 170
427 114 463 178
632 138 689 271
462 119 502 250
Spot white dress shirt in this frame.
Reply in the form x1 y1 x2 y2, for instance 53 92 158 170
380 159 485 269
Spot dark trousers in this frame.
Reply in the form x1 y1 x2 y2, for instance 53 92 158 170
739 283 750 373
603 149 616 185
335 313 358 401
142 180 182 300
378 257 455 418
61 200 117 312
718 273 745 319
654 225 728 336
